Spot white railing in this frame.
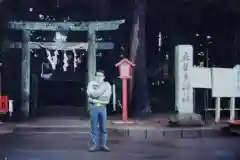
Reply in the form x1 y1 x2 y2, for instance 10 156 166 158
205 97 240 122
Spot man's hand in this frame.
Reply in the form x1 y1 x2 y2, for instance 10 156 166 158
90 82 108 97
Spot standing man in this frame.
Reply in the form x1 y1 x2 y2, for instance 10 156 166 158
87 70 112 152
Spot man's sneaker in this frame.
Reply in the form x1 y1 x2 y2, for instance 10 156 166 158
89 145 98 152
100 145 110 152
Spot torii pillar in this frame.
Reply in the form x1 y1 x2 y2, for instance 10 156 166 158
87 24 97 83
21 30 31 116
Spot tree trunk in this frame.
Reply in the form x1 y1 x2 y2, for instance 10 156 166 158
129 0 151 118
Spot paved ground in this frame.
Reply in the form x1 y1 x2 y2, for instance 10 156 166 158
0 122 12 135
0 132 240 160
0 117 240 159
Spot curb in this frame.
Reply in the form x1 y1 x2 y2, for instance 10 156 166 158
113 127 233 139
0 130 13 135
0 126 14 135
10 125 237 139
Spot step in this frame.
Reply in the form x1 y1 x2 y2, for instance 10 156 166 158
13 125 127 138
11 124 236 140
14 126 90 133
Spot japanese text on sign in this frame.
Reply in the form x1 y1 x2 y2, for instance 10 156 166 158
181 52 191 102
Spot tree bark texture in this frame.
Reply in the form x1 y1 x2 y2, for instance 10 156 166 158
129 0 151 118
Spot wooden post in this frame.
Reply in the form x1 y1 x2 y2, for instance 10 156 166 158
30 74 38 117
21 30 31 117
88 24 97 82
86 24 97 110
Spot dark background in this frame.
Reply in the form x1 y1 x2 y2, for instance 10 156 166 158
1 0 240 117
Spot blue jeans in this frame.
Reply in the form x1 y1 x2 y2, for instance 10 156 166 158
90 104 108 147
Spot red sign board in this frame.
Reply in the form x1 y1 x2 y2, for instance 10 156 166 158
115 58 135 79
115 58 135 122
0 96 8 113
119 62 130 78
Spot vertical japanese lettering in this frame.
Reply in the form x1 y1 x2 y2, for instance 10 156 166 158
181 51 191 102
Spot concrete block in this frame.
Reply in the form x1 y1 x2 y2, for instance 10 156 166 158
128 129 146 140
182 130 200 138
164 130 182 138
146 129 164 140
169 113 204 127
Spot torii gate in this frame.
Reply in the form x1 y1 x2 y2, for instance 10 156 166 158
8 20 125 117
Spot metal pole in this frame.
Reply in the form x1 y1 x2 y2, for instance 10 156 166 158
204 47 210 124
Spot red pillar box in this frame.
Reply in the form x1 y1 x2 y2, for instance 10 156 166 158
112 58 136 124
0 96 8 114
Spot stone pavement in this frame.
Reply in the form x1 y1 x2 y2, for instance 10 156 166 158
0 116 233 139
1 133 239 160
0 122 13 135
